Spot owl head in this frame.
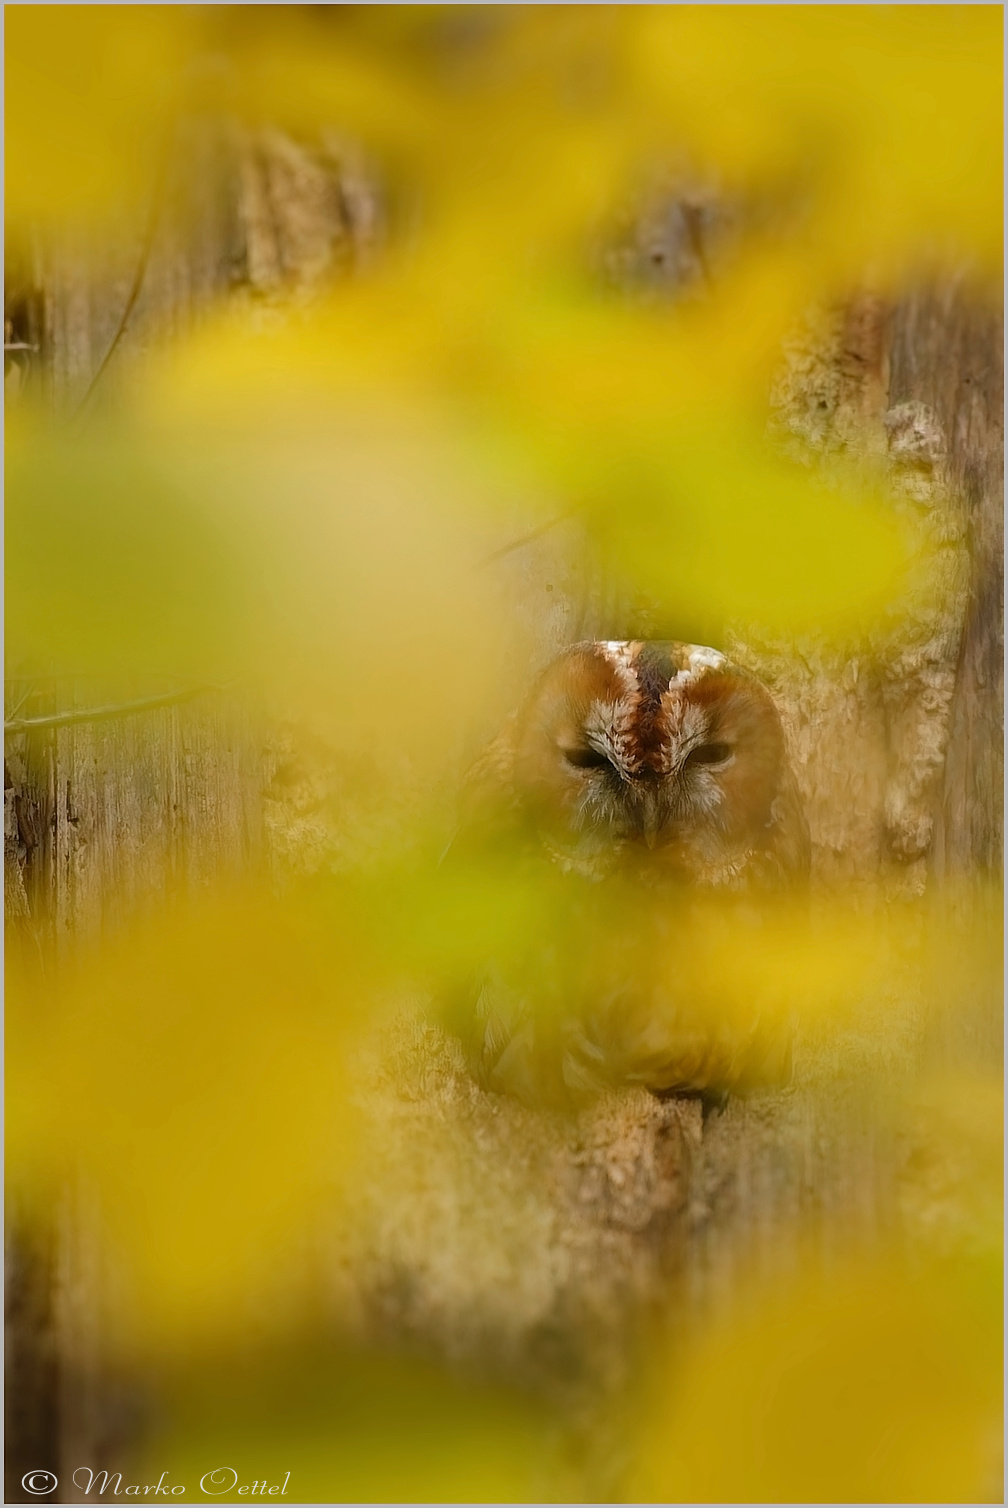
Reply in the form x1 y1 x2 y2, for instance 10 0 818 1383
503 639 808 888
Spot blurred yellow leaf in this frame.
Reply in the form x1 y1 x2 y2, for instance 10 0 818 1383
8 887 373 1351
629 1247 1003 1503
134 1340 569 1504
5 5 195 226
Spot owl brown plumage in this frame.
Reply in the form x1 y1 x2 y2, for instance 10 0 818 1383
445 640 810 1107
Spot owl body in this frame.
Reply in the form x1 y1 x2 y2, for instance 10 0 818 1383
447 640 810 1107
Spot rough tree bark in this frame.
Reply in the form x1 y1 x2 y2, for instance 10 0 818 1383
888 287 1003 880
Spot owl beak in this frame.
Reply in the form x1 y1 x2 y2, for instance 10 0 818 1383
642 804 662 850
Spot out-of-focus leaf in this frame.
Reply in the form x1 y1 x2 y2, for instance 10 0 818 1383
8 8 1000 277
133 1340 569 1504
5 5 195 226
628 1246 1003 1504
5 418 250 682
8 888 373 1351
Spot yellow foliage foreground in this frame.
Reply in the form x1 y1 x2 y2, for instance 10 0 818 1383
7 877 1002 1499
629 1243 1002 1504
5 5 1002 1503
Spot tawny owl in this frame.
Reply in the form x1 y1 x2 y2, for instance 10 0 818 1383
442 640 810 1108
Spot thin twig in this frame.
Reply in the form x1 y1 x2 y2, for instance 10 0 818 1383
69 142 171 423
4 682 233 736
476 512 574 569
4 683 37 723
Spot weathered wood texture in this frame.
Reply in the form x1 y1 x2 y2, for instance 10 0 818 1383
889 287 1004 879
5 687 266 952
5 127 1002 1502
4 687 270 1504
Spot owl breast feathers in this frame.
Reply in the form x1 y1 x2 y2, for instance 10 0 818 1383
446 640 811 1107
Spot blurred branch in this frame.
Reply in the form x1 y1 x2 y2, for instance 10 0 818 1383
4 683 37 722
4 681 237 735
69 141 171 423
477 512 574 568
